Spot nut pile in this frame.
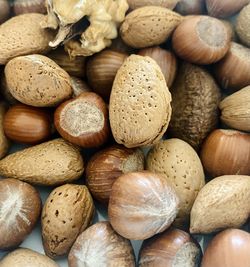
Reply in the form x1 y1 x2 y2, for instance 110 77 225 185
0 0 250 266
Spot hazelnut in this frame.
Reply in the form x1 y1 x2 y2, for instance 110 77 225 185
54 92 110 148
86 145 144 203
200 129 250 177
175 0 206 15
108 171 179 240
138 47 177 88
0 0 10 24
3 104 53 145
172 15 230 64
70 77 91 98
86 49 128 100
13 0 47 15
139 228 202 267
68 221 135 267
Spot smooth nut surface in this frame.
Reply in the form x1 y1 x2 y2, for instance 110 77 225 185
42 184 95 258
5 54 72 107
108 171 179 240
0 179 41 249
68 221 135 267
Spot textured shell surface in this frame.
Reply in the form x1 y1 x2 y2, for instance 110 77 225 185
109 55 172 148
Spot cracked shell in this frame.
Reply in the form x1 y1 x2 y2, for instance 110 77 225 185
0 13 54 65
5 54 72 107
0 179 41 250
42 184 94 258
109 55 172 148
0 138 84 186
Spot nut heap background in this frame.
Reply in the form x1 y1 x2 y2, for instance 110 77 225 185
0 0 250 266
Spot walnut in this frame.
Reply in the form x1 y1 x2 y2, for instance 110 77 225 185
42 0 129 57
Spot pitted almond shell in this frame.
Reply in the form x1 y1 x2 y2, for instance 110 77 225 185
109 54 172 148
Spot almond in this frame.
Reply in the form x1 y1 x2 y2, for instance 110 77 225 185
147 139 205 225
120 6 182 48
0 138 84 186
0 179 41 249
219 86 250 131
190 175 250 234
42 184 95 258
109 55 172 148
0 13 54 65
5 54 72 107
0 248 59 267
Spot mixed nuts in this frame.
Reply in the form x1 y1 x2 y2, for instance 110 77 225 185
1 0 250 266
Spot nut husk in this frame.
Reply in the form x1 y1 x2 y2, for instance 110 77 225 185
219 86 250 131
168 62 221 150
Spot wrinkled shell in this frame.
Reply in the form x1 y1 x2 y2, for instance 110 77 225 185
147 139 205 224
168 62 221 150
86 145 144 203
108 171 179 240
0 179 41 249
220 86 250 131
68 221 135 267
0 138 84 186
5 54 72 107
0 13 54 65
139 228 202 267
206 0 249 18
109 55 172 148
0 248 59 267
0 102 9 159
120 6 182 48
190 175 250 234
43 0 129 56
236 4 250 47
42 184 94 258
127 0 179 10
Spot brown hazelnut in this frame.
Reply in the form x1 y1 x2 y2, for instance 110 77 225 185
54 92 110 148
0 0 10 24
86 49 128 100
200 129 250 177
175 0 206 15
70 77 91 97
138 46 177 88
86 145 144 203
139 228 202 267
13 0 47 15
3 104 53 145
172 15 230 64
108 171 179 240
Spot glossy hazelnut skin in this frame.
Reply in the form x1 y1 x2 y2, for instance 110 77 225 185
54 92 110 148
3 104 53 145
86 145 144 203
172 16 230 64
86 49 128 100
202 229 250 267
0 0 10 23
200 129 250 177
139 228 202 267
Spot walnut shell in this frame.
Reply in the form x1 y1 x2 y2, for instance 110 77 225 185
42 184 95 258
147 139 205 224
168 62 221 150
109 55 172 148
